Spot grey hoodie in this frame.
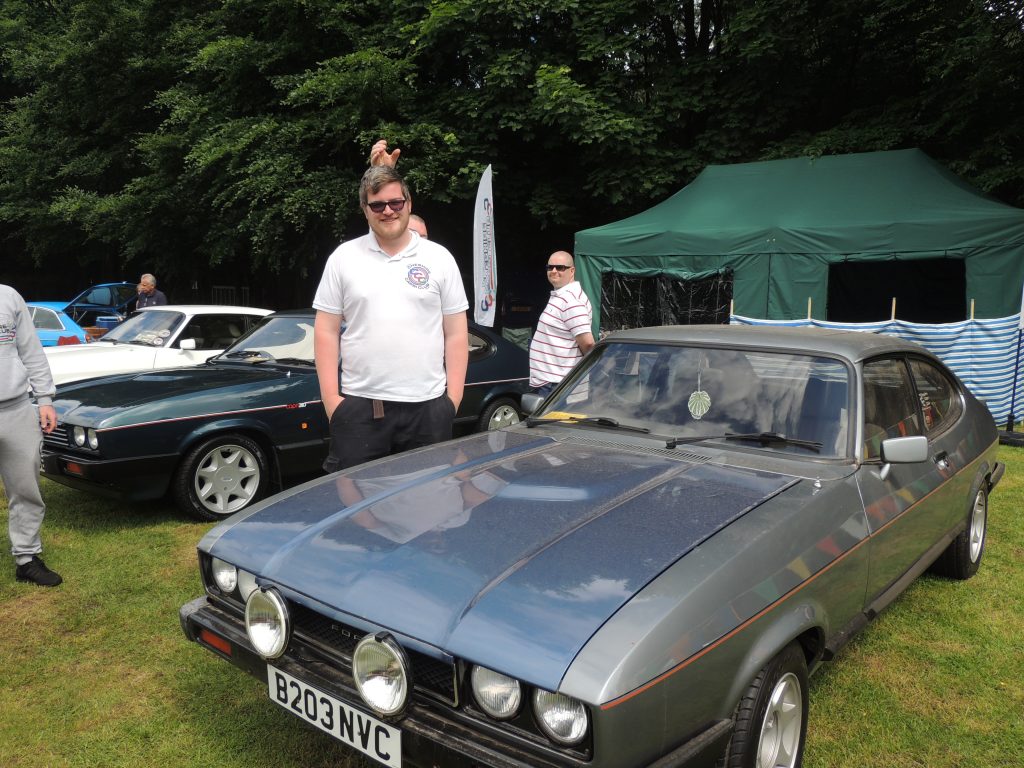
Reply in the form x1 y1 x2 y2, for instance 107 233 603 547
0 284 55 411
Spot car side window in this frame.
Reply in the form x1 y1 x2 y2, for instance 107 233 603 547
31 307 63 330
909 358 962 435
862 357 921 460
177 315 248 350
86 287 111 304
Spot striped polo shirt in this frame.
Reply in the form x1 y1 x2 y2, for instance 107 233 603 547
529 281 593 387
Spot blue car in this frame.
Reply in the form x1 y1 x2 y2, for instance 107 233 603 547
26 302 91 346
66 281 139 326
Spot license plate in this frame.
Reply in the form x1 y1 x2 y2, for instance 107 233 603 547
268 665 401 768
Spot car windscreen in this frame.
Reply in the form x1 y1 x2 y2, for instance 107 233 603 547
102 310 184 346
536 341 852 457
214 315 315 363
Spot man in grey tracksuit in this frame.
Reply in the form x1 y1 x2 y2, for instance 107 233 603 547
0 284 62 586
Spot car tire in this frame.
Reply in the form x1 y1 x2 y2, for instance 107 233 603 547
173 434 270 521
929 483 987 580
720 642 808 768
478 397 521 432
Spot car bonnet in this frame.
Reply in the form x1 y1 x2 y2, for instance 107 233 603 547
45 342 149 376
52 366 310 420
204 430 798 690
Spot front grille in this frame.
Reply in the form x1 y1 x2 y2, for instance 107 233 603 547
289 601 458 705
44 424 69 448
293 603 359 654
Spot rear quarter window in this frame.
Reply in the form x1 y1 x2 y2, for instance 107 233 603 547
909 357 963 436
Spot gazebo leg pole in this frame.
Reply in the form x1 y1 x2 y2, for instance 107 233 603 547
1007 327 1022 432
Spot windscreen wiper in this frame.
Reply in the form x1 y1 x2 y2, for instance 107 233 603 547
526 415 650 433
666 431 822 452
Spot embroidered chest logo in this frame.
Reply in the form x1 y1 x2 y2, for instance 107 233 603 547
0 317 15 345
405 264 431 289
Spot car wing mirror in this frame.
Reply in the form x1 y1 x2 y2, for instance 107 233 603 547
878 435 929 480
520 392 544 415
179 338 197 350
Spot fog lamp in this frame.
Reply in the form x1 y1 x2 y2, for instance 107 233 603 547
352 633 409 716
245 588 289 659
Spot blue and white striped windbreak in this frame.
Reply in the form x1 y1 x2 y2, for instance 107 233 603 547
731 314 1024 427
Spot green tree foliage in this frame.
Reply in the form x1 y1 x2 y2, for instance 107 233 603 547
409 0 728 228
1 0 1021 304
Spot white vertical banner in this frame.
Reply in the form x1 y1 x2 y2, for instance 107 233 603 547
473 164 497 326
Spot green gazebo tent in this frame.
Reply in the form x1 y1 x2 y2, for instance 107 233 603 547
574 149 1024 331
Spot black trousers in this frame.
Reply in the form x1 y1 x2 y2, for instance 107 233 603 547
323 393 456 473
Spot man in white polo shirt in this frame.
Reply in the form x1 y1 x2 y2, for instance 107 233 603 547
313 165 469 471
529 250 595 396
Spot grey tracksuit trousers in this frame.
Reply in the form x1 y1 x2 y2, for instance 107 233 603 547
0 400 46 565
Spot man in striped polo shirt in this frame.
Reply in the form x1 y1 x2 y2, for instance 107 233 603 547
529 251 595 396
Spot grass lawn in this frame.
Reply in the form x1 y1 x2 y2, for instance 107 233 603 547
2 448 1022 767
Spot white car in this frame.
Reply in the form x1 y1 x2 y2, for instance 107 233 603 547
45 305 272 385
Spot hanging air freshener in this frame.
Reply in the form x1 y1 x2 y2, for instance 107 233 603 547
688 366 711 419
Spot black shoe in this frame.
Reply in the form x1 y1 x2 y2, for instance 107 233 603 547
15 556 63 587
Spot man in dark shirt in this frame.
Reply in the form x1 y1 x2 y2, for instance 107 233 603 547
137 273 167 308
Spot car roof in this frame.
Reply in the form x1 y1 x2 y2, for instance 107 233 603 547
69 281 135 297
607 324 929 363
137 305 272 315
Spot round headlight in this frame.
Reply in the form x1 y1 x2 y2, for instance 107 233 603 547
210 557 237 593
73 426 86 446
533 689 589 746
471 666 522 720
236 569 258 601
245 588 290 659
87 429 99 450
352 634 409 716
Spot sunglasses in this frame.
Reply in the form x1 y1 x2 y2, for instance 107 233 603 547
546 264 572 272
366 198 407 214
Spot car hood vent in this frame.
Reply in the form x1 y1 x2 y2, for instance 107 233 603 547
556 433 710 464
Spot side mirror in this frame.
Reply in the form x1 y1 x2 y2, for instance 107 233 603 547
520 392 544 416
179 338 197 350
878 435 928 480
